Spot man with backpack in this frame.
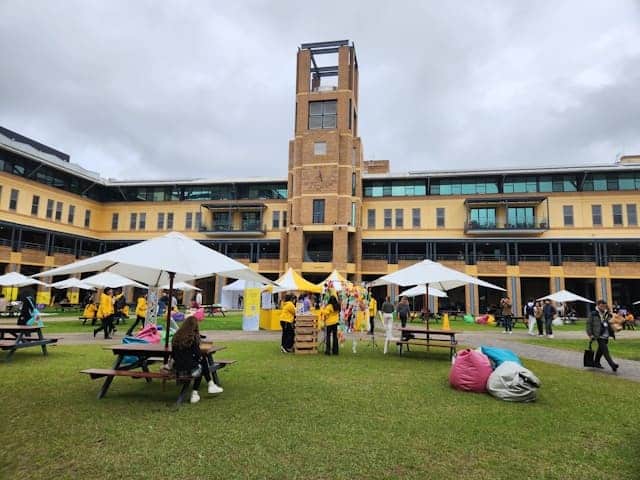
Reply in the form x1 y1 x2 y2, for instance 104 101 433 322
542 299 557 338
523 299 536 336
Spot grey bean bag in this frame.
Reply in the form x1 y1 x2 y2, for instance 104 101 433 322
486 361 541 402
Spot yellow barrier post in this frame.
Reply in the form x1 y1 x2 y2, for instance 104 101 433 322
442 312 450 330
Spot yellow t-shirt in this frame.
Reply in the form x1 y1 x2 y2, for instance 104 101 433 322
280 301 296 323
135 297 147 317
368 298 377 317
322 304 339 326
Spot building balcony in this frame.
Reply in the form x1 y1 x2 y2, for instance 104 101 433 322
464 220 549 235
199 222 266 237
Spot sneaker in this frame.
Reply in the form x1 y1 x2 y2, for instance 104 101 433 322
547 334 554 339
612 364 619 373
208 381 223 394
190 391 200 404
280 346 287 353
538 334 544 337
508 331 513 335
502 330 507 334
593 364 604 369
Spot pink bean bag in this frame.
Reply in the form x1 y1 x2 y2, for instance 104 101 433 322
449 349 493 393
136 323 161 344
475 315 488 324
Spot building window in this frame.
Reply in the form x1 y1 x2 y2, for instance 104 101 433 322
31 195 40 216
563 205 574 226
157 212 165 230
139 212 146 230
384 209 392 228
46 199 54 219
507 207 534 228
130 212 137 230
167 212 174 229
351 202 356 226
272 211 280 229
282 211 287 227
55 201 63 221
395 209 403 228
312 199 325 223
436 208 445 228
213 212 229 230
308 100 337 129
470 208 496 229
367 209 376 228
112 213 119 230
612 204 623 226
626 204 637 226
84 209 91 228
9 189 19 211
314 142 327 155
195 212 202 230
352 173 357 196
412 208 421 228
68 205 75 224
591 205 602 226
185 212 193 230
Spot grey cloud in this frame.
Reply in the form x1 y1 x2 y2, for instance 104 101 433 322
0 1 639 180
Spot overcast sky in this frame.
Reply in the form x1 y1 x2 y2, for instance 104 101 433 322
1 1 639 181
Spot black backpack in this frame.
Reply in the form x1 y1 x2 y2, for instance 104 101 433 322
525 304 535 316
114 295 127 311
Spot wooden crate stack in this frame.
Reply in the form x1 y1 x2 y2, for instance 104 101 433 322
294 313 318 355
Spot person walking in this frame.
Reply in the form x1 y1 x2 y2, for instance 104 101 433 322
172 315 223 404
368 295 377 334
500 296 513 334
17 287 36 326
94 288 115 339
533 300 544 336
396 296 411 340
126 293 147 336
586 300 619 372
322 295 340 355
524 299 536 336
381 296 395 354
542 299 556 338
279 294 296 353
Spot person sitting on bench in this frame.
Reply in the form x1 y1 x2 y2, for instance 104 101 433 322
172 315 223 404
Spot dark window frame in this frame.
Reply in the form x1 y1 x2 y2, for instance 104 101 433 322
31 195 40 216
436 208 445 228
563 205 574 227
312 199 325 224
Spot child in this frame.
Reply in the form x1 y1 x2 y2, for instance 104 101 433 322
171 316 223 404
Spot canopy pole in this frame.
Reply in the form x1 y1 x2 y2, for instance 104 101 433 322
165 272 175 351
423 283 429 330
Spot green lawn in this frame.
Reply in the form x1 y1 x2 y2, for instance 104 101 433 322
517 337 640 361
1 342 638 479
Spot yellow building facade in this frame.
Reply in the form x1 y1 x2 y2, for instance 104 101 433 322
1 40 640 315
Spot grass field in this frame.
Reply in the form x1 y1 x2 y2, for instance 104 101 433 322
517 337 640 361
1 341 638 479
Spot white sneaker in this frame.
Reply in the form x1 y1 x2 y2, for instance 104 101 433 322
548 334 554 339
190 390 201 404
508 331 513 335
208 380 223 394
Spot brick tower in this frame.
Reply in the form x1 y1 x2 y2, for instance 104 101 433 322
282 40 363 280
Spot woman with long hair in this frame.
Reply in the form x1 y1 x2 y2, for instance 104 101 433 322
172 315 223 404
322 295 340 355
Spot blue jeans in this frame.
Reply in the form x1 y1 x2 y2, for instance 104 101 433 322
503 315 512 332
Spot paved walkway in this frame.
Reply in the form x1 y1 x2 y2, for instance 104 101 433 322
47 327 640 382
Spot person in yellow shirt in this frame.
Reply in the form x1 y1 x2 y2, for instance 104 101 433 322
127 293 148 336
322 295 341 355
94 288 115 339
368 295 377 335
280 294 296 353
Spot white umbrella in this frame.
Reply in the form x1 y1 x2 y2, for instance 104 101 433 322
399 285 448 298
0 271 48 288
633 300 640 305
537 289 594 304
159 281 201 291
36 232 275 348
83 272 147 289
49 277 96 290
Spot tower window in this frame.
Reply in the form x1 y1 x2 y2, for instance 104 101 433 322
309 100 337 129
312 199 325 223
314 142 327 155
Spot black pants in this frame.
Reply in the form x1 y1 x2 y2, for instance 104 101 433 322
400 315 409 339
192 357 213 390
280 321 294 351
126 315 146 336
544 317 553 335
369 314 375 334
536 317 544 335
325 324 339 355
595 338 616 368
94 314 115 339
503 315 512 332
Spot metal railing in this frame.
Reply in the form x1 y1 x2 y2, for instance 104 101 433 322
305 251 332 262
475 254 507 262
362 253 388 260
201 222 265 233
465 220 549 232
258 252 280 259
607 255 640 262
517 254 550 262
561 255 595 262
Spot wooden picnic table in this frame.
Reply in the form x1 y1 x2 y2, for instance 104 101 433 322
0 325 58 361
81 343 234 405
397 327 459 360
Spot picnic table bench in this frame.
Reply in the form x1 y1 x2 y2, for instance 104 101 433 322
397 328 459 360
0 325 58 361
201 304 226 317
81 343 235 405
